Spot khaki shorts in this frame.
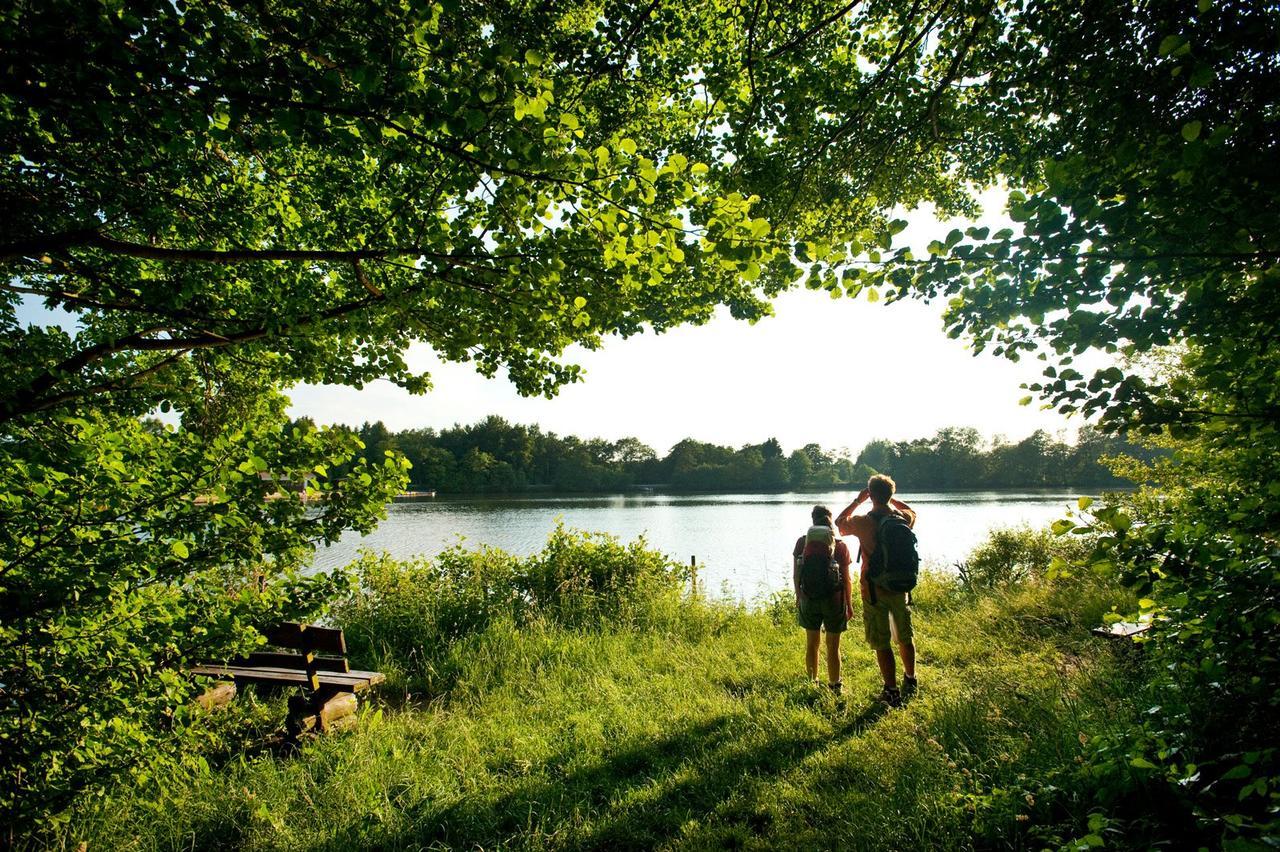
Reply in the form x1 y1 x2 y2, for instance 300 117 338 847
797 592 848 633
862 587 913 651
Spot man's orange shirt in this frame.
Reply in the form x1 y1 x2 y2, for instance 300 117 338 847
837 506 918 578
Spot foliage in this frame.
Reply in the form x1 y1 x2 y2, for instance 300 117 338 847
1048 444 1280 845
857 425 1147 491
349 414 1136 494
0 0 1005 423
332 525 695 695
818 2 1279 845
954 524 1091 593
0 402 406 835
852 1 1279 437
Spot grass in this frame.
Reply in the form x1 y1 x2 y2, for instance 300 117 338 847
54 533 1141 850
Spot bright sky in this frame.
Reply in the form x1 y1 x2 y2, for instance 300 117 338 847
288 192 1100 455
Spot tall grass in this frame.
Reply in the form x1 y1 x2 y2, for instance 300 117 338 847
54 526 1141 851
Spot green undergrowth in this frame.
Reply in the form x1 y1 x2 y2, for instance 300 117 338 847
55 528 1141 851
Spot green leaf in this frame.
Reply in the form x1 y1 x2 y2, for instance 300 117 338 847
524 48 544 66
1157 35 1186 56
170 541 189 559
1077 496 1094 510
1181 120 1202 141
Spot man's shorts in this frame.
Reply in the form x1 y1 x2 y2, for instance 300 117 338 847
862 587 913 650
797 592 848 633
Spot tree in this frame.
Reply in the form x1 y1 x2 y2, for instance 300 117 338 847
608 437 657 466
0 384 406 833
787 449 814 488
1 0 1001 425
761 456 791 490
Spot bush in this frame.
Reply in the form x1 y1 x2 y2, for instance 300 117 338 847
955 525 1091 592
332 524 695 695
0 412 402 840
1067 494 1280 847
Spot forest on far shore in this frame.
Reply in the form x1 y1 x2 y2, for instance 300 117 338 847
315 415 1149 494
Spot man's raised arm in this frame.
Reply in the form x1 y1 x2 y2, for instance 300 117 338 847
836 488 870 527
890 497 916 527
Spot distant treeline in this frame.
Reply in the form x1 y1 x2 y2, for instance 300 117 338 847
296 415 1147 495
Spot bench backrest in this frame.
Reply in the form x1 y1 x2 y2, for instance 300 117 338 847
262 622 346 655
232 622 350 690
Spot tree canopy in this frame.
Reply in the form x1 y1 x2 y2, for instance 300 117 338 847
2 0 1003 423
348 415 1137 494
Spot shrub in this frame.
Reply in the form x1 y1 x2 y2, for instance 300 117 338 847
955 525 1091 592
0 412 402 839
332 524 694 695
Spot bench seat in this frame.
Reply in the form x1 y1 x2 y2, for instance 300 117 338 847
190 664 384 691
1091 620 1151 639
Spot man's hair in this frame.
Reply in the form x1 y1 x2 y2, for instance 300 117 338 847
868 474 896 505
811 504 833 526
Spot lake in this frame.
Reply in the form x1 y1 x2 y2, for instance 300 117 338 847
310 489 1089 599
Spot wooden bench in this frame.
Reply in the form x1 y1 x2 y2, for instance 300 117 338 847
1091 620 1152 640
191 622 384 735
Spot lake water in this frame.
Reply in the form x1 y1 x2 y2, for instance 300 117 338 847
311 490 1087 599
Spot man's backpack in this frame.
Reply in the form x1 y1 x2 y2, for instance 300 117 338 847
867 512 919 594
798 525 841 598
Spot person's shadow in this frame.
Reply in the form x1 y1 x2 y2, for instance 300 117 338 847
321 684 892 851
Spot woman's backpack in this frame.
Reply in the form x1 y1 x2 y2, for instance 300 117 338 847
798 525 841 597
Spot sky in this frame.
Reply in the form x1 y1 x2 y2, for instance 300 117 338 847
287 192 1105 456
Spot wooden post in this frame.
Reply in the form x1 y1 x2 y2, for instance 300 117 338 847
690 555 698 596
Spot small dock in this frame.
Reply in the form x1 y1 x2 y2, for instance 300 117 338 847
394 490 437 502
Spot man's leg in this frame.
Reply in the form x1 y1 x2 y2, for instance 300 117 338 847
864 594 896 688
875 647 896 688
825 630 842 687
805 629 821 680
887 596 917 686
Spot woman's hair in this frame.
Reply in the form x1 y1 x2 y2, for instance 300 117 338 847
868 473 896 505
811 504 833 526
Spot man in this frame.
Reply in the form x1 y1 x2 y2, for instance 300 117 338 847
793 505 854 695
836 474 918 706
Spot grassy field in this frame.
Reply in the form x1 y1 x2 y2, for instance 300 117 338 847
57 533 1144 851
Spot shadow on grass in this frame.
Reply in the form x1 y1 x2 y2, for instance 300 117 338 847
321 689 892 851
